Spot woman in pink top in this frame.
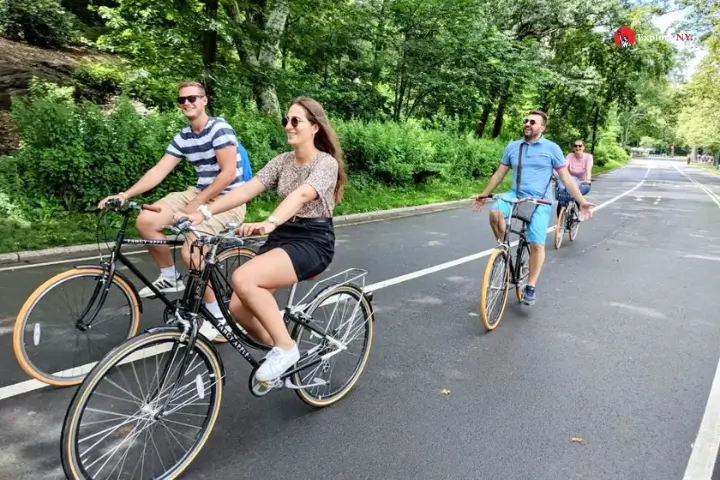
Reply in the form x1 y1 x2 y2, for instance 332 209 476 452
556 139 593 217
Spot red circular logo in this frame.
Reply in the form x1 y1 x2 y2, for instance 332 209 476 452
614 26 636 48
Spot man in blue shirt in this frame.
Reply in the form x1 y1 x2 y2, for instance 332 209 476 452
473 111 594 305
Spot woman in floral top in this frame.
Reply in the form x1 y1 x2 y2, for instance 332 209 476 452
177 97 347 382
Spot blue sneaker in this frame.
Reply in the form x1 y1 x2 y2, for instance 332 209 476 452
523 285 536 306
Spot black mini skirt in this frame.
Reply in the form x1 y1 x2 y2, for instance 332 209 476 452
258 217 335 281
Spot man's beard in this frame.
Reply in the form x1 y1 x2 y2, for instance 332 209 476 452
523 129 539 141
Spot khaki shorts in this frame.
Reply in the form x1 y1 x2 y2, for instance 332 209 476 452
159 186 247 235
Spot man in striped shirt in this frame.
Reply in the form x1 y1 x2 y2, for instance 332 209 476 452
98 81 248 338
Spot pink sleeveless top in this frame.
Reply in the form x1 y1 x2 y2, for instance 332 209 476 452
565 153 593 183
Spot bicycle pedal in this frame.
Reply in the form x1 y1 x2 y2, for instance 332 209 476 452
283 377 327 390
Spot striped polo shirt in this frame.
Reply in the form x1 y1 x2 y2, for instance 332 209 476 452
165 117 246 194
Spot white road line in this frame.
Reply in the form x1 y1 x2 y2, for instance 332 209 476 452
676 165 720 480
0 170 647 402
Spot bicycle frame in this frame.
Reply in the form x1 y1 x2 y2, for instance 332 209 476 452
493 199 531 286
154 231 372 406
73 206 185 331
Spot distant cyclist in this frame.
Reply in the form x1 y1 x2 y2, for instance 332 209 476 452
472 111 594 306
555 139 593 218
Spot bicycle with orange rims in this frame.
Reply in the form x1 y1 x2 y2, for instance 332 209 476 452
12 198 255 387
476 193 552 331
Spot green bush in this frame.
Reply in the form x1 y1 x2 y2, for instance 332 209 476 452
0 81 503 216
0 0 82 47
594 141 629 167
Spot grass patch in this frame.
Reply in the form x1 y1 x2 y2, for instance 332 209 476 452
594 157 629 176
694 162 720 174
0 176 512 254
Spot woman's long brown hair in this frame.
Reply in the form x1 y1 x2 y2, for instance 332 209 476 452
291 97 347 204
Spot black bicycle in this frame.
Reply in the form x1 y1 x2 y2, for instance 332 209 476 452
60 217 376 480
554 186 582 249
478 193 552 331
12 198 255 387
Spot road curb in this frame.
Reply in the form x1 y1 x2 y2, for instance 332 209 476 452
0 198 472 266
0 161 627 266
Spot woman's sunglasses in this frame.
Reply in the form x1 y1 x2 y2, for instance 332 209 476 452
282 116 306 128
177 95 204 104
574 144 584 148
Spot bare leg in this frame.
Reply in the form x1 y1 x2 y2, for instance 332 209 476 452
136 205 176 269
527 244 545 287
231 249 297 350
489 210 507 242
228 292 275 346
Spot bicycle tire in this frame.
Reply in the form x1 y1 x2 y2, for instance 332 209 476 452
60 329 224 480
514 242 531 302
480 249 510 331
291 284 374 407
568 204 580 241
554 206 567 249
13 267 141 387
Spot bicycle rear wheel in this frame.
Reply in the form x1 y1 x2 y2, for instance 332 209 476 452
291 284 374 407
480 249 510 331
61 329 223 480
13 267 141 387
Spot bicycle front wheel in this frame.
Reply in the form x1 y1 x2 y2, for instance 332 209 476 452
554 206 567 249
480 249 510 331
568 204 581 241
61 330 224 480
13 267 141 386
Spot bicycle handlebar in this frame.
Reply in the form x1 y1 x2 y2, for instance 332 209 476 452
475 193 552 206
104 198 162 213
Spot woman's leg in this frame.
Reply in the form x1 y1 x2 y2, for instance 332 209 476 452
230 248 300 381
228 290 276 346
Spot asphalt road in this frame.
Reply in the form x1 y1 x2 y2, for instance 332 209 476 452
0 158 719 480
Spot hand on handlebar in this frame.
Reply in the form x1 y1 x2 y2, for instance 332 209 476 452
235 221 277 237
172 211 204 226
98 193 127 210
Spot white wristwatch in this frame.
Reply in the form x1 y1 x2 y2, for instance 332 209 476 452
267 215 278 226
198 204 212 221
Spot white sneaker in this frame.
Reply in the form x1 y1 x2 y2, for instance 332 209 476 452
198 321 220 341
255 343 300 382
138 274 185 298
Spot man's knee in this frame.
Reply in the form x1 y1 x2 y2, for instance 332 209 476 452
529 243 544 253
136 208 168 233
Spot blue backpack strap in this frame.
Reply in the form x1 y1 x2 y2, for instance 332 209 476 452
238 144 252 182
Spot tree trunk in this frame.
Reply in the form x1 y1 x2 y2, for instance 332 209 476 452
476 98 494 138
252 0 289 116
590 103 600 155
491 81 511 139
201 0 219 113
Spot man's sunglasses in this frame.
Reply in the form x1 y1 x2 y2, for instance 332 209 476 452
177 95 204 104
574 144 584 148
282 116 305 128
523 118 538 126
